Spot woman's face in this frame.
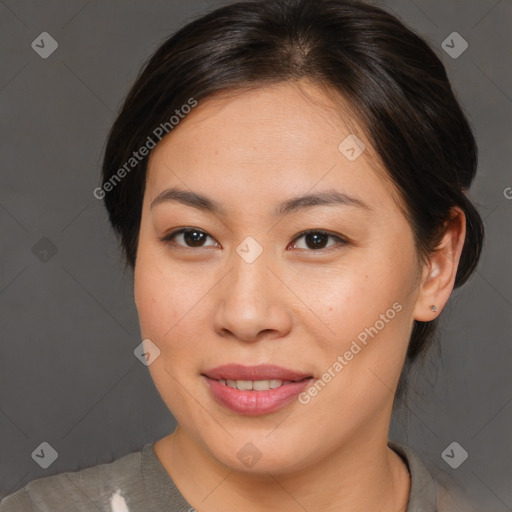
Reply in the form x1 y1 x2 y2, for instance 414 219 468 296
134 81 425 473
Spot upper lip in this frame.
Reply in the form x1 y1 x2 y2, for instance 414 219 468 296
203 364 312 382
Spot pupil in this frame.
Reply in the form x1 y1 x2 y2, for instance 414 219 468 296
184 230 205 247
306 232 327 249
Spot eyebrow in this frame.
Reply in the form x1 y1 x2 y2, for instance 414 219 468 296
150 186 371 216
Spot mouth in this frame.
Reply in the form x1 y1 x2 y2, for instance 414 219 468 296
209 378 303 391
202 363 312 382
202 364 314 415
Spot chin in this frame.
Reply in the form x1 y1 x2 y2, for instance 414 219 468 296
201 434 313 476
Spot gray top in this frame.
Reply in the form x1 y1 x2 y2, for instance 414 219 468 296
0 441 475 511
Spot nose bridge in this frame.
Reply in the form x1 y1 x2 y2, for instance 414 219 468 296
228 240 270 305
211 238 292 341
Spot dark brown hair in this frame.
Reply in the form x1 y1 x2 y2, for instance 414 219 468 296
100 0 484 391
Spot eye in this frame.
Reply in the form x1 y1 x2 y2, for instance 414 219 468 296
288 230 347 251
160 228 220 248
160 228 347 252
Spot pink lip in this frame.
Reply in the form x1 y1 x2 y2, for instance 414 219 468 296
202 364 313 415
203 364 311 381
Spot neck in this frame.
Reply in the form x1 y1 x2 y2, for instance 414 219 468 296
154 425 411 512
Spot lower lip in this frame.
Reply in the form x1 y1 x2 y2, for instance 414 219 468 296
203 376 312 415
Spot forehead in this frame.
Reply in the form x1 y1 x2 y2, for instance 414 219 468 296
150 81 359 162
145 81 395 213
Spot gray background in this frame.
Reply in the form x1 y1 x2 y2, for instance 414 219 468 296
0 0 511 509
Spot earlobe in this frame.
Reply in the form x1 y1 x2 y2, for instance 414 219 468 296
413 207 466 322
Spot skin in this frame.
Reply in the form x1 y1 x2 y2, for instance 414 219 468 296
133 80 466 512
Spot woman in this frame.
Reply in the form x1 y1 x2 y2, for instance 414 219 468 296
1 0 484 510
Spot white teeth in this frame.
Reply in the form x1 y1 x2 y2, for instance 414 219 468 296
253 380 271 390
222 379 285 391
236 380 253 391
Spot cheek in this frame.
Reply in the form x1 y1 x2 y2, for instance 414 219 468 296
133 245 206 416
133 241 219 387
134 242 199 340
289 239 417 390
290 247 415 338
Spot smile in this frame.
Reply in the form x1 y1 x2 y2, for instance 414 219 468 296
202 364 313 415
217 378 294 391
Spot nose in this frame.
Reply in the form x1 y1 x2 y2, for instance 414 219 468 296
211 250 293 343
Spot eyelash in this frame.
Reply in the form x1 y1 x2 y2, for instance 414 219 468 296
160 228 348 252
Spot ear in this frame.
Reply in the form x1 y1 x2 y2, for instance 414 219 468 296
413 207 466 322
